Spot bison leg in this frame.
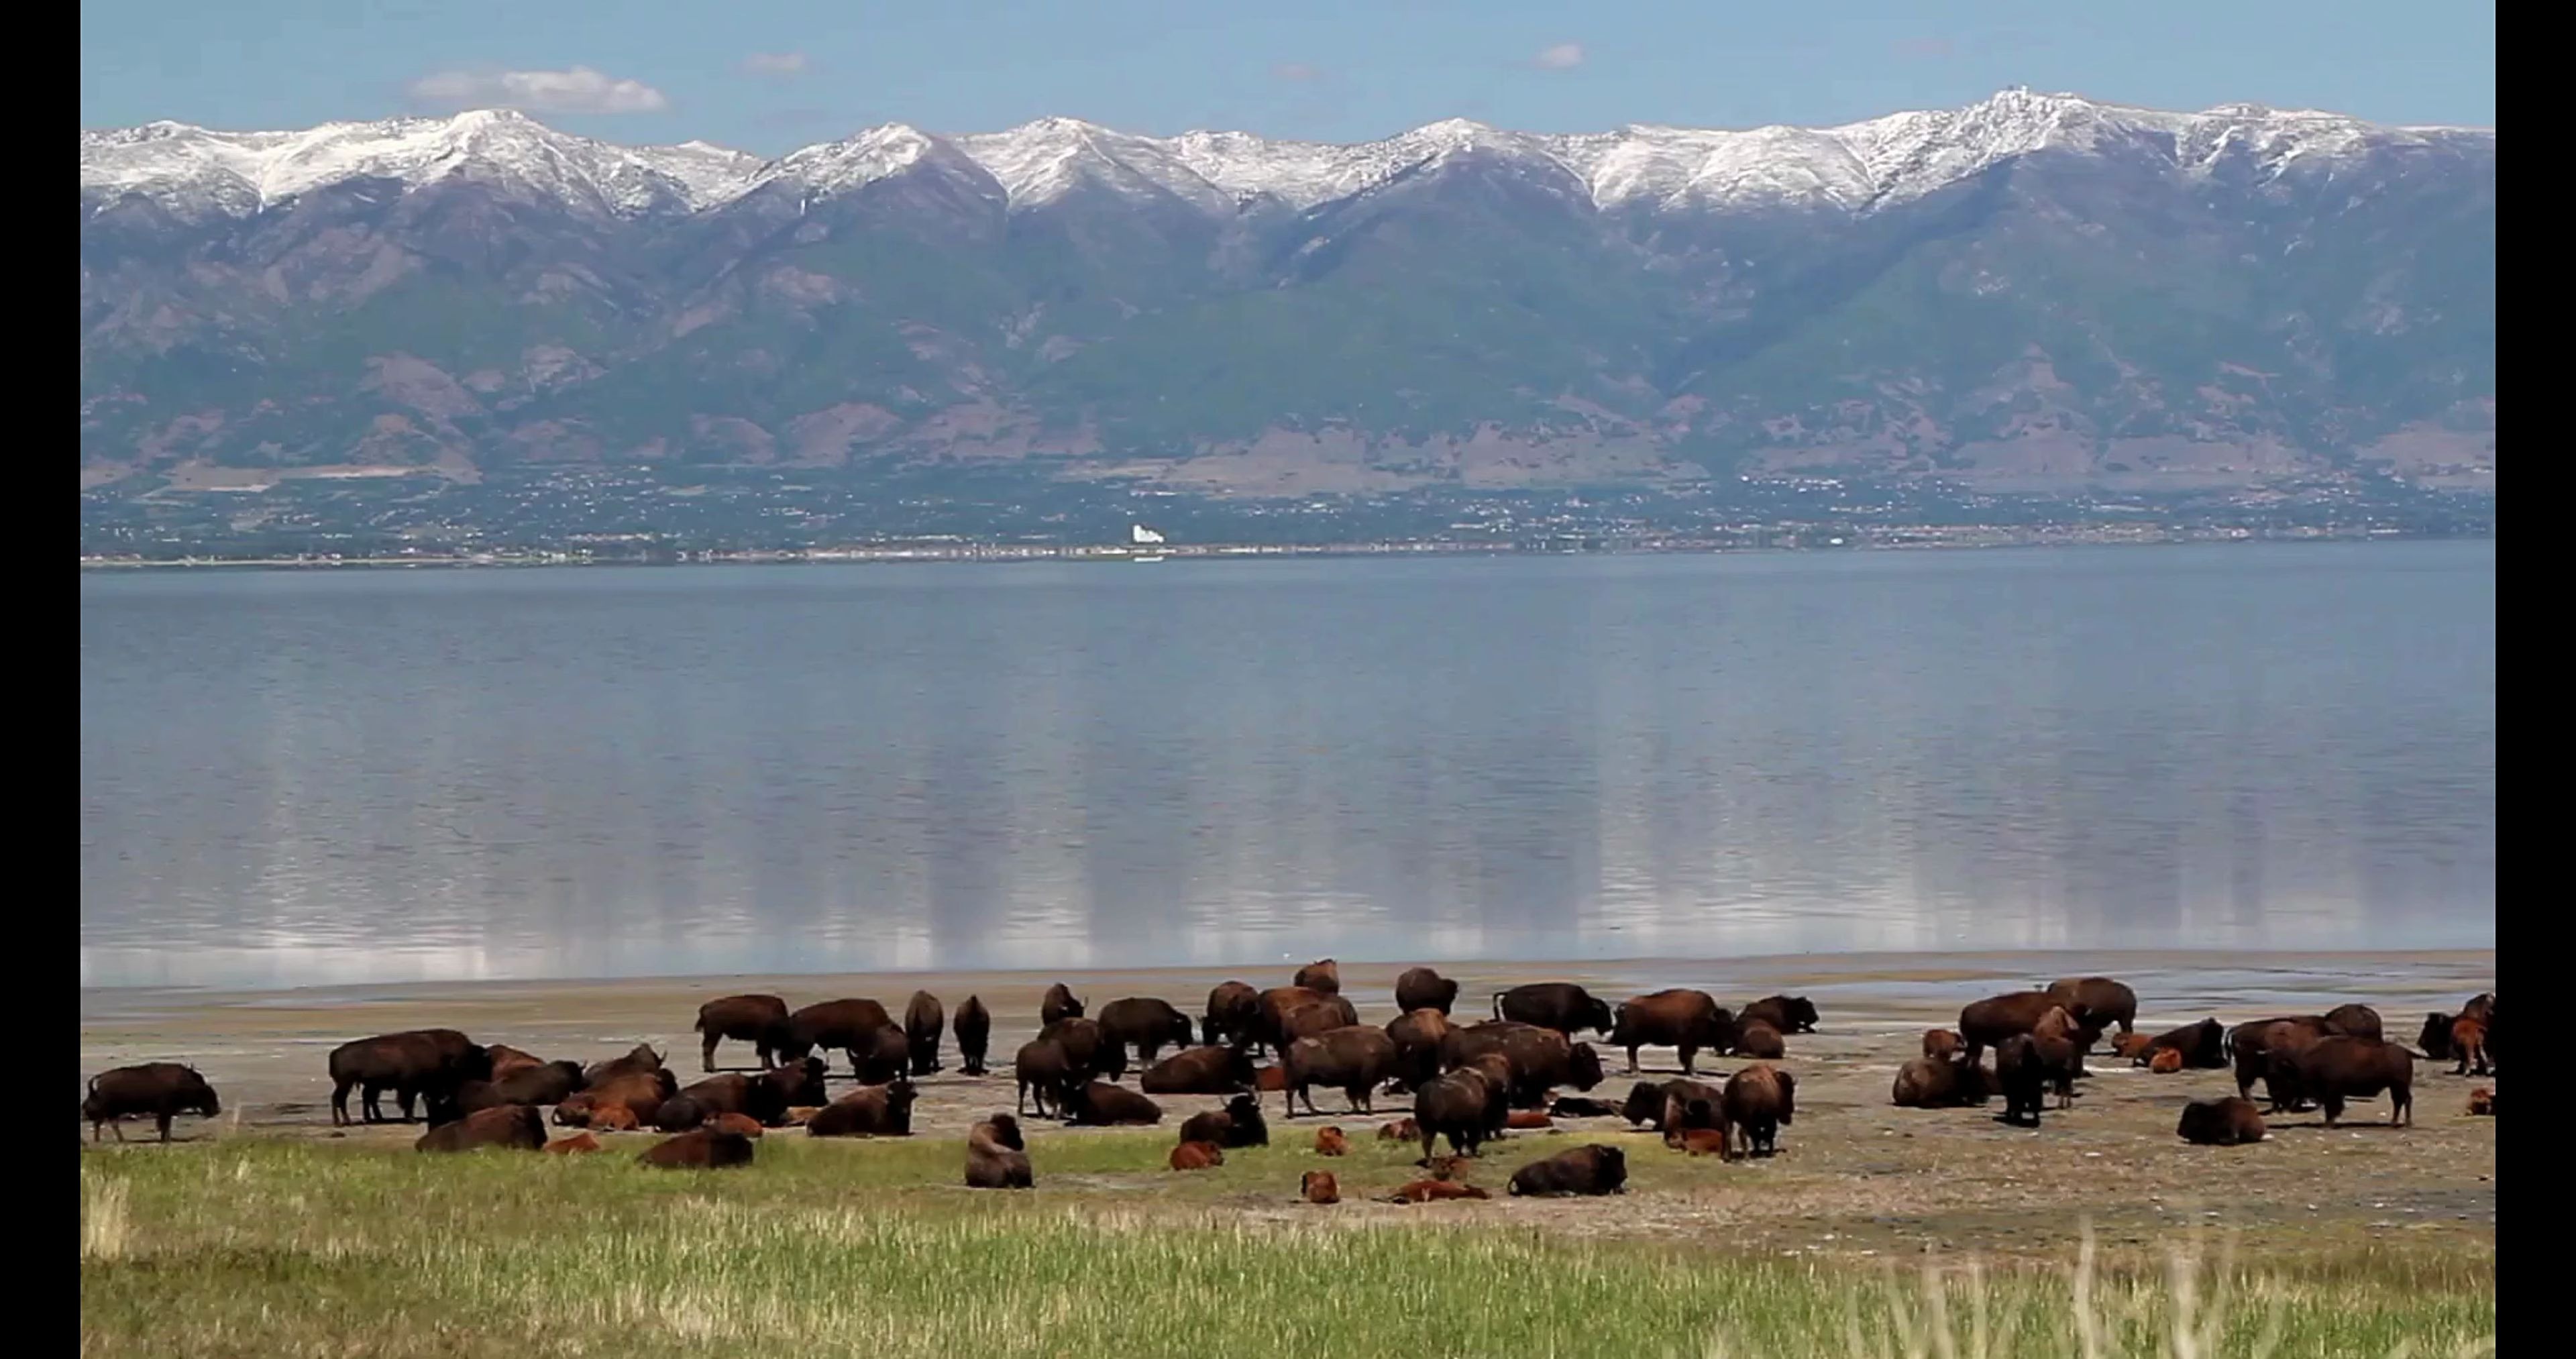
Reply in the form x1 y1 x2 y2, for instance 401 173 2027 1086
702 1034 721 1073
2321 1096 2343 1128
1348 1083 1373 1115
109 1119 125 1144
1678 1045 1698 1076
2392 1086 2412 1127
156 1112 174 1144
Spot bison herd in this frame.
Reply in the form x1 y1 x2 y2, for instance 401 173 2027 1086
81 964 2493 1199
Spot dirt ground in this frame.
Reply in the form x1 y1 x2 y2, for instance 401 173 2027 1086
79 950 2497 1261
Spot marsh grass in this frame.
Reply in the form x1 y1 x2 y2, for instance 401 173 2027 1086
79 1136 2494 1358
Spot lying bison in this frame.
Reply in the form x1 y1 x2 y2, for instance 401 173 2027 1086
83 1063 221 1143
1203 981 1262 1048
805 1079 918 1138
1739 995 1821 1035
1063 1081 1163 1126
694 994 790 1073
451 1061 588 1116
417 1104 545 1153
1097 997 1196 1067
1891 1055 1991 1109
1492 983 1615 1038
965 1115 1032 1189
1607 990 1738 1075
1507 1144 1627 1197
904 991 945 1076
1396 967 1460 1016
2177 1097 2268 1146
329 1030 491 1126
1139 1045 1254 1095
639 1127 755 1169
954 995 992 1076
582 1043 664 1085
1177 1093 1270 1150
1732 1022 1787 1061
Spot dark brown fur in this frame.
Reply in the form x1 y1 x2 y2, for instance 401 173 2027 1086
1491 982 1617 1038
1096 997 1197 1067
1507 1144 1627 1197
1719 1065 1796 1159
2045 977 2137 1036
1739 995 1821 1034
1202 981 1262 1048
953 995 993 1075
1606 989 1738 1075
805 1079 918 1138
965 1116 1032 1189
2176 1097 2267 1146
1292 959 1342 995
83 1063 221 1144
1281 1026 1399 1118
903 991 946 1076
1300 1170 1340 1203
416 1104 545 1153
639 1127 755 1168
694 994 790 1073
1395 967 1460 1016
1062 1080 1163 1126
1139 1044 1255 1095
1040 983 1085 1028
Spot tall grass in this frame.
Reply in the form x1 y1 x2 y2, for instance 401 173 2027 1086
78 1138 2494 1358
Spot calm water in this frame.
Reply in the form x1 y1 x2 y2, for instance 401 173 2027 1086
79 543 2496 989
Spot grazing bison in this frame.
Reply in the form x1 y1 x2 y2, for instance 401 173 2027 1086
2045 977 2137 1036
329 1030 492 1126
1293 959 1342 995
1063 1081 1163 1127
1922 1030 1965 1060
651 1095 709 1133
1097 997 1197 1067
777 999 896 1071
1140 1045 1255 1095
1507 1144 1628 1197
1041 983 1086 1028
1891 1056 1991 1109
965 1116 1033 1189
1719 1065 1796 1159
2231 1018 2332 1107
1740 995 1821 1035
417 1104 546 1153
2141 1019 2228 1070
1256 987 1356 1057
1550 1096 1619 1118
2467 1087 2494 1116
1412 1066 1507 1160
2149 1048 2184 1074
855 1027 912 1085
1177 1093 1270 1150
954 995 994 1075
1314 1126 1350 1156
83 1063 221 1144
1282 1026 1400 1117
1169 1140 1224 1171
639 1127 755 1169
694 994 790 1073
1387 1179 1490 1203
1732 1022 1787 1060
1396 967 1460 1016
1960 993 2090 1065
1994 1035 2049 1128
1607 990 1738 1075
1621 1078 1724 1132
582 1044 664 1085
1493 983 1616 1038
904 991 945 1076
544 1132 603 1155
1300 1171 1341 1204
2322 1003 2385 1042
1386 1008 1457 1091
1038 1018 1127 1083
1203 981 1262 1049
2451 1018 2491 1076
1014 1040 1079 1118
806 1079 919 1138
2277 1036 2414 1128
2177 1097 2268 1146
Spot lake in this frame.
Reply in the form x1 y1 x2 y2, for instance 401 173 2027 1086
78 542 2496 990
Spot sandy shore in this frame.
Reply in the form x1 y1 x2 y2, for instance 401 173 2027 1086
80 949 2496 1258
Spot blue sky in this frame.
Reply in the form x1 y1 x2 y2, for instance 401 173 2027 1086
80 0 2493 152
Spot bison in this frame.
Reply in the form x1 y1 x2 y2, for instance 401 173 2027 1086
1139 1045 1254 1095
1202 981 1262 1049
329 1030 491 1126
2467 1087 2494 1116
776 999 896 1071
2176 1097 2268 1146
1395 967 1460 1016
2045 977 2137 1037
855 1027 912 1085
1040 983 1085 1028
639 1127 755 1169
82 1063 221 1144
1038 1018 1127 1083
582 1043 664 1085
1621 1078 1723 1132
486 1044 545 1081
1385 1008 1456 1091
1255 987 1355 1058
1507 1144 1627 1197
1014 1039 1079 1119
1278 1001 1354 1051
1300 1170 1341 1204
2415 1012 2457 1061
2149 1048 2184 1074
651 1095 709 1133
1282 1026 1400 1118
1493 983 1615 1038
694 994 790 1072
543 1132 603 1155
954 995 994 1075
1293 959 1342 995
1063 1081 1163 1127
1097 997 1196 1067
417 1104 545 1153
2322 1003 2385 1042
1378 1118 1419 1141
2450 1018 2491 1077
1314 1126 1350 1156
1921 1030 1965 1060
904 991 945 1076
1732 1022 1787 1061
1177 1093 1269 1150
2277 1036 2414 1128
1739 995 1821 1035
2231 1017 2332 1107
965 1116 1032 1189
1550 1096 1619 1118
1891 1056 1991 1109
480 1060 586 1109
1169 1140 1224 1171
1386 1179 1489 1203
1607 990 1737 1075
1411 1066 1506 1160
708 1112 765 1138
578 1070 679 1128
1441 1022 1606 1108
1960 992 2091 1066
806 1079 919 1138
2141 1018 2227 1070
1994 1035 2049 1128
1719 1065 1796 1159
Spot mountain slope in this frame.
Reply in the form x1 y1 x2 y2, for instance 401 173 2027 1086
79 89 2496 496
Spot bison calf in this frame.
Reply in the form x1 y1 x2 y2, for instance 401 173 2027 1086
2467 1087 2494 1116
1386 1179 1491 1203
1314 1126 1350 1156
1169 1140 1225 1171
543 1132 603 1155
1377 1118 1419 1141
2149 1048 2184 1074
1299 1170 1341 1203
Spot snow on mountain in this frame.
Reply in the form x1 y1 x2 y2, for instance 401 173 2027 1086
81 90 2490 224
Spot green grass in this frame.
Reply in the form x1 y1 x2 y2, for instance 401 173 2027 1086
80 1136 2494 1358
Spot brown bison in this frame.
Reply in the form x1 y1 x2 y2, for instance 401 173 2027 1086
1282 1026 1400 1117
1386 1179 1489 1202
650 1095 708 1133
776 999 896 1071
708 1112 765 1138
639 1127 755 1169
1891 1056 1991 1109
1097 997 1197 1067
2467 1087 2493 1116
1607 989 1738 1075
1255 987 1356 1057
1038 1017 1128 1083
588 1103 641 1132
2110 1034 2157 1061
855 1027 912 1085
1300 1170 1341 1203
1293 959 1342 995
1550 1096 1619 1118
1411 1066 1507 1159
2176 1097 2268 1146
2045 977 2137 1036
1203 981 1262 1049
582 1043 665 1085
1739 995 1821 1035
806 1079 919 1138
1441 1022 1607 1107
1732 1022 1787 1061
486 1044 545 1081
1063 1081 1163 1127
466 1061 585 1110
543 1132 603 1155
1177 1093 1269 1149
1493 983 1616 1038
2149 1048 2184 1074
1504 1110 1554 1130
1169 1140 1224 1171
1279 1001 1354 1050
1961 992 2093 1065
83 1063 222 1143
575 1070 679 1128
1378 1118 1419 1141
694 994 790 1072
2141 1018 2228 1070
1675 1127 1731 1156
2274 1036 2414 1128
954 995 993 1075
680 1061 823 1128
2415 1012 2456 1061
1040 983 1085 1027
1396 967 1461 1016
1314 1126 1350 1156
1921 1029 1964 1060
2231 1017 2332 1107
1139 1045 1255 1095
965 1116 1033 1189
329 1030 491 1126
2450 1018 2491 1077
1994 1035 2050 1128
1719 1065 1796 1159
1254 1066 1289 1092
416 1104 545 1153
1507 1144 1628 1197
1015 1039 1079 1118
1385 1008 1456 1091
904 991 945 1076
2322 1003 2385 1042
1623 1077 1725 1132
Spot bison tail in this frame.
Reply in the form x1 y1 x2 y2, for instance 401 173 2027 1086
1491 993 1505 1021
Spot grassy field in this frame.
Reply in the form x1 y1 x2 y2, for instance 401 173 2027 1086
80 1134 2495 1358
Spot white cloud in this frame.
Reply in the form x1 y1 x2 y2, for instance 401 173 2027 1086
740 52 809 78
406 66 670 115
1532 42 1585 70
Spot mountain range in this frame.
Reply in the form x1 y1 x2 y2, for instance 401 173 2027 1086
80 89 2496 501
